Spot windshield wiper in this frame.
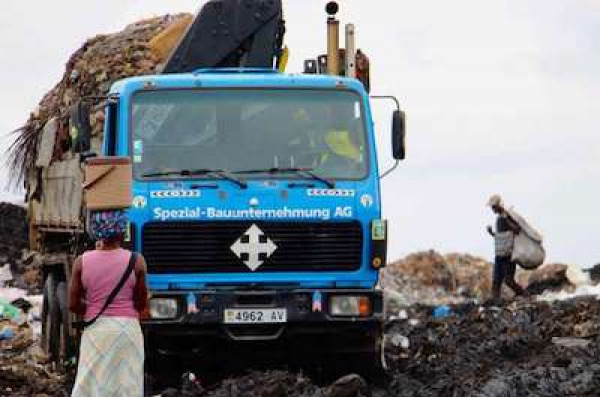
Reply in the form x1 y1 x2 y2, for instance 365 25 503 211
142 168 247 189
232 167 335 189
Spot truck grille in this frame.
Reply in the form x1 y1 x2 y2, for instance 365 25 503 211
142 221 363 273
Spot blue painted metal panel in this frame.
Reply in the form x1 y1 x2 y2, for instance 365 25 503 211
110 71 383 291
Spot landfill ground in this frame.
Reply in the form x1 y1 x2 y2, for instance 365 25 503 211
3 290 600 396
2 203 600 397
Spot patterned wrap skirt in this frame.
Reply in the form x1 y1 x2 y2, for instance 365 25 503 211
71 317 144 397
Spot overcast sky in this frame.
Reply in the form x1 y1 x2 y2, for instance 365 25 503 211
1 1 598 266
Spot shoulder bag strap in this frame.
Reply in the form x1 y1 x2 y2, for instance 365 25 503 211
82 252 137 328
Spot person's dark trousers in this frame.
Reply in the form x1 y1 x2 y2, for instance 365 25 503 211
492 255 526 298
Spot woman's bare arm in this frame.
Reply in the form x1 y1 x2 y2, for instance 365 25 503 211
68 256 87 315
133 254 149 317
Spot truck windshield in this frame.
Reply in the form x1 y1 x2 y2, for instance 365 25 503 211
132 89 368 180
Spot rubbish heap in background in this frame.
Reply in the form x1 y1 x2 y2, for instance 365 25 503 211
0 288 61 397
0 201 65 395
382 250 493 308
0 203 39 293
382 249 599 311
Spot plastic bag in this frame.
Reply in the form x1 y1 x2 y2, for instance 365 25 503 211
0 298 20 320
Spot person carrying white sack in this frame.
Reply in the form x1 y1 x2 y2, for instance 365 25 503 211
486 195 528 299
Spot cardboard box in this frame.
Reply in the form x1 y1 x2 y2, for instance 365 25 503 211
83 157 132 210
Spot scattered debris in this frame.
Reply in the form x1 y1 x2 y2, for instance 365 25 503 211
326 374 370 397
432 305 452 319
0 298 20 320
537 284 600 302
0 327 15 341
0 264 13 287
583 263 600 284
0 320 69 396
384 296 600 396
551 337 591 349
206 370 323 397
389 334 410 349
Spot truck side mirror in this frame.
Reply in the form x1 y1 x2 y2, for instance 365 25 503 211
69 101 91 153
392 109 406 160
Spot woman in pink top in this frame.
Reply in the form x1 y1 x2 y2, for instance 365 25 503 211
69 210 149 397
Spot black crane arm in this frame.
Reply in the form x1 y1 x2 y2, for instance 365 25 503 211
162 0 285 74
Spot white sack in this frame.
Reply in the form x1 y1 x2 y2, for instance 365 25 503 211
506 207 545 269
512 232 545 269
506 207 543 242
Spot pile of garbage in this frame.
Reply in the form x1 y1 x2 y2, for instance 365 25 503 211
381 250 596 309
382 250 492 307
156 370 378 397
0 291 67 396
0 202 27 257
383 296 600 396
0 203 66 395
0 202 42 294
151 297 600 397
0 325 68 397
7 14 191 184
0 203 42 293
160 370 331 397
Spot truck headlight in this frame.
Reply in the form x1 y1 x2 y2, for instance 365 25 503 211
149 298 179 319
329 296 371 317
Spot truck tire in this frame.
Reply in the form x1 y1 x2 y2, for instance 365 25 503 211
42 273 70 361
56 280 72 358
42 274 60 360
331 327 385 377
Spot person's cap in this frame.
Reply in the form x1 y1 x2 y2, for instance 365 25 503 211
487 194 503 208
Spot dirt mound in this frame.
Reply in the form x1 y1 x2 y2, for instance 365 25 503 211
208 371 324 397
159 371 375 397
154 297 600 397
382 250 492 306
384 297 600 396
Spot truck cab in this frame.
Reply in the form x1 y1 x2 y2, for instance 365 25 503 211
104 69 400 357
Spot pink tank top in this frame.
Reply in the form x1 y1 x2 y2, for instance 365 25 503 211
81 248 138 320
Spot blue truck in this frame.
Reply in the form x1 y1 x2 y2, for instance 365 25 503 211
34 0 405 364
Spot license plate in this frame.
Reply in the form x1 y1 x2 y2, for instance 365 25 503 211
223 308 287 324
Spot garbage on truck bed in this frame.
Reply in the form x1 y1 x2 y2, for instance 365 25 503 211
7 14 191 186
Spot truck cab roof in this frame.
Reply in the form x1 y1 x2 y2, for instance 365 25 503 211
110 69 369 96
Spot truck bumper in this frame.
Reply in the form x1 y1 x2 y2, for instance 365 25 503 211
143 288 383 351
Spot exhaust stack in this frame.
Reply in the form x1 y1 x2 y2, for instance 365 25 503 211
326 2 340 76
